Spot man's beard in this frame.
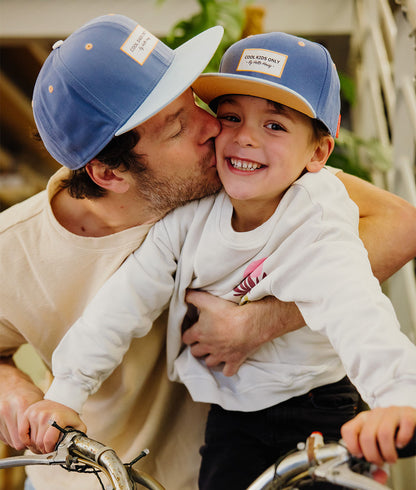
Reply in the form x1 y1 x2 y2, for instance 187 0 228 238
131 152 221 218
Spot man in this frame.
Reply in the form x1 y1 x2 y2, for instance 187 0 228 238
0 13 415 490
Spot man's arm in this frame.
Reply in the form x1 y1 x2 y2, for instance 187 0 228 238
183 291 304 376
183 173 416 375
338 172 416 283
0 357 44 451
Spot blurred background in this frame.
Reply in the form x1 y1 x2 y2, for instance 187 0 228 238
0 0 415 488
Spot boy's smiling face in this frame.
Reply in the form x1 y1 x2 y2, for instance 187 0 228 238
214 94 323 214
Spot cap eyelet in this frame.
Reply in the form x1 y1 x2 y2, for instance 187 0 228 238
85 43 93 50
48 85 54 93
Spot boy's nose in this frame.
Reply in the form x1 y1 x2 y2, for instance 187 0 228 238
235 124 258 147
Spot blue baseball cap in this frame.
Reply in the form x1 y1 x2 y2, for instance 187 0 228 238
32 14 223 169
192 32 341 137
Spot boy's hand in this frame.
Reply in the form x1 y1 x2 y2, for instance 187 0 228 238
341 406 416 466
22 399 87 454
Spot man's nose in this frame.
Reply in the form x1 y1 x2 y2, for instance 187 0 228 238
199 108 221 141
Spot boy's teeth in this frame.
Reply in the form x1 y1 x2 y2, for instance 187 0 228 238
230 158 261 171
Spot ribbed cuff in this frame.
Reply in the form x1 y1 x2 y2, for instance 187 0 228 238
44 377 90 414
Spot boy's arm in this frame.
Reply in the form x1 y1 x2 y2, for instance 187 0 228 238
45 247 176 414
184 173 416 375
25 206 194 453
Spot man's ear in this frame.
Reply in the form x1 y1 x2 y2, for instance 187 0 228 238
306 135 335 173
85 160 130 194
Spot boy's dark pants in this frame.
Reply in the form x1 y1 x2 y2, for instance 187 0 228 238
198 376 364 490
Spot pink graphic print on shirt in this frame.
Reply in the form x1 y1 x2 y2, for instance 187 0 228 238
233 258 267 297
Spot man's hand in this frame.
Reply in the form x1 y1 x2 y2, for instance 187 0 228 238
22 399 86 454
341 406 416 466
183 291 304 376
0 360 44 450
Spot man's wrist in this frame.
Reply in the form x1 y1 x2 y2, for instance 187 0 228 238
241 297 304 344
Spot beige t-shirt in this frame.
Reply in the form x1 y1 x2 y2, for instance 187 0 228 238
0 168 207 489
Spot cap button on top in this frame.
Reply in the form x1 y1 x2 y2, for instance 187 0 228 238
52 40 64 50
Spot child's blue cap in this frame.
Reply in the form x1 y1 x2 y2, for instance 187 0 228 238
193 32 341 138
32 14 223 169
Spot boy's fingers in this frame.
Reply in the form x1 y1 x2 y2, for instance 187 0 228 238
357 413 386 465
17 415 31 448
395 407 416 449
44 425 62 453
376 421 398 463
341 414 364 457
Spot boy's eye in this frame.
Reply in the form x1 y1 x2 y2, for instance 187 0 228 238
266 121 285 131
217 114 240 123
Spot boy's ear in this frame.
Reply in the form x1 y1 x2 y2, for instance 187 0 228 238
85 160 130 194
306 135 335 173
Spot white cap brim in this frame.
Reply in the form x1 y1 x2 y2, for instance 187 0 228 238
115 25 223 135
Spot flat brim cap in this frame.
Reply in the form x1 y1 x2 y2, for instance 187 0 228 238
116 24 224 135
192 32 340 137
32 14 223 169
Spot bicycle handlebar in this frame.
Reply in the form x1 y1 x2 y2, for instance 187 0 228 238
65 431 133 490
247 430 416 490
0 427 165 490
1 427 414 489
59 429 165 490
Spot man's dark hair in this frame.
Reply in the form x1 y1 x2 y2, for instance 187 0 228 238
59 130 143 199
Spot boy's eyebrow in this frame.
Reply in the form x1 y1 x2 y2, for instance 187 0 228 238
267 100 299 121
217 95 297 121
267 100 288 114
218 96 291 115
217 96 239 106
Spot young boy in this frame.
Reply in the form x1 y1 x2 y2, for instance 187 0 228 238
25 32 416 489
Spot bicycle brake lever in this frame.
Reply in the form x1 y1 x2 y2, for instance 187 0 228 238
313 456 389 489
0 445 70 468
3 429 85 469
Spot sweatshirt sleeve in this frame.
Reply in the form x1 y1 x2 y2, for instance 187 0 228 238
247 171 416 408
45 207 194 413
